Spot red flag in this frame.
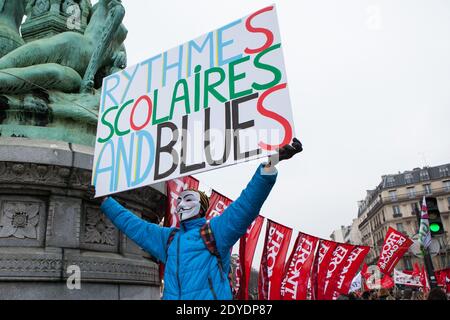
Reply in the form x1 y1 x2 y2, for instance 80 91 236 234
332 245 370 298
381 274 394 289
435 270 440 286
322 243 355 300
280 232 319 300
360 263 371 292
376 227 413 275
205 190 233 220
420 265 430 293
238 215 265 300
435 270 444 287
164 176 199 228
446 270 450 293
233 255 242 299
312 240 338 300
437 269 450 293
361 263 370 279
258 220 293 300
435 268 450 292
403 269 413 275
412 262 421 277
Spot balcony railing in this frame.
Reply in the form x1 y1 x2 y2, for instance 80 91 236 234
359 186 450 228
383 187 450 204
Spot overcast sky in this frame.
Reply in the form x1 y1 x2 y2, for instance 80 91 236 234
108 0 450 244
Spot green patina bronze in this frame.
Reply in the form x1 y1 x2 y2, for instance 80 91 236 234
0 0 127 146
0 0 26 57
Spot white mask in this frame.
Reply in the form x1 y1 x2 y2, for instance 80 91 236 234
176 190 201 222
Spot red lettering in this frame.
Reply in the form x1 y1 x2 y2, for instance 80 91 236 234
257 83 293 151
244 6 275 55
130 95 153 131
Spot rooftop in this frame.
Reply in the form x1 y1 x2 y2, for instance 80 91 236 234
357 163 450 217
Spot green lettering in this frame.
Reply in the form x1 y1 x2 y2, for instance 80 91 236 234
194 65 202 112
252 44 282 91
114 99 133 136
203 66 227 108
152 89 170 125
169 79 191 121
98 106 119 143
229 55 253 100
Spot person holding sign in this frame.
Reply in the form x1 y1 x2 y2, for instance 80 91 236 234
90 138 302 300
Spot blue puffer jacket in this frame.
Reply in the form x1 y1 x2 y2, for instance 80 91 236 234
100 164 277 300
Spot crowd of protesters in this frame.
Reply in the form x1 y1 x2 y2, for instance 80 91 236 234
337 287 448 300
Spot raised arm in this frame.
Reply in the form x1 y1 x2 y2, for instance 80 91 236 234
100 197 174 263
210 138 303 255
210 163 278 254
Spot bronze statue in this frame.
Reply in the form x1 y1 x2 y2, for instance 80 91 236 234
0 0 127 94
0 0 27 58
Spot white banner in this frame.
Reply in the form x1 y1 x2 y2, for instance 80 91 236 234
349 272 361 292
92 5 295 197
393 269 422 287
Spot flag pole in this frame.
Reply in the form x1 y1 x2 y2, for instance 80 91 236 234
417 196 437 289
424 250 438 289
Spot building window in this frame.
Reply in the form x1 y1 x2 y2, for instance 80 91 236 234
411 202 419 215
407 187 416 198
440 167 449 177
441 255 448 269
396 223 405 233
447 197 450 209
404 256 413 270
389 190 397 201
386 176 396 187
424 184 432 195
420 170 430 181
405 173 413 184
393 205 402 217
444 181 450 192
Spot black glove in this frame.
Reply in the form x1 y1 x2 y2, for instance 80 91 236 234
268 138 303 166
86 184 108 203
86 184 97 200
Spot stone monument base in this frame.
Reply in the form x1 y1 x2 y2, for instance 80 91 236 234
0 138 166 300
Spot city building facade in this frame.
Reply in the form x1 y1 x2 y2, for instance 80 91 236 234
330 225 350 243
357 164 450 271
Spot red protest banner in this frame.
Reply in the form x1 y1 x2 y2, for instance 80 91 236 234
205 190 233 220
312 239 338 300
280 232 319 300
420 264 430 293
258 220 292 300
435 268 450 293
238 215 265 300
361 263 370 279
381 274 394 289
322 243 355 300
233 255 242 299
376 227 413 275
164 176 199 228
332 245 370 298
412 262 421 277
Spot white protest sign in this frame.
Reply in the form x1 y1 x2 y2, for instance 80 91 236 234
393 269 422 287
92 5 296 197
349 272 362 292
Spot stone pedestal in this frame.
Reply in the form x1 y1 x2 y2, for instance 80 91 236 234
0 138 166 300
21 0 90 43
